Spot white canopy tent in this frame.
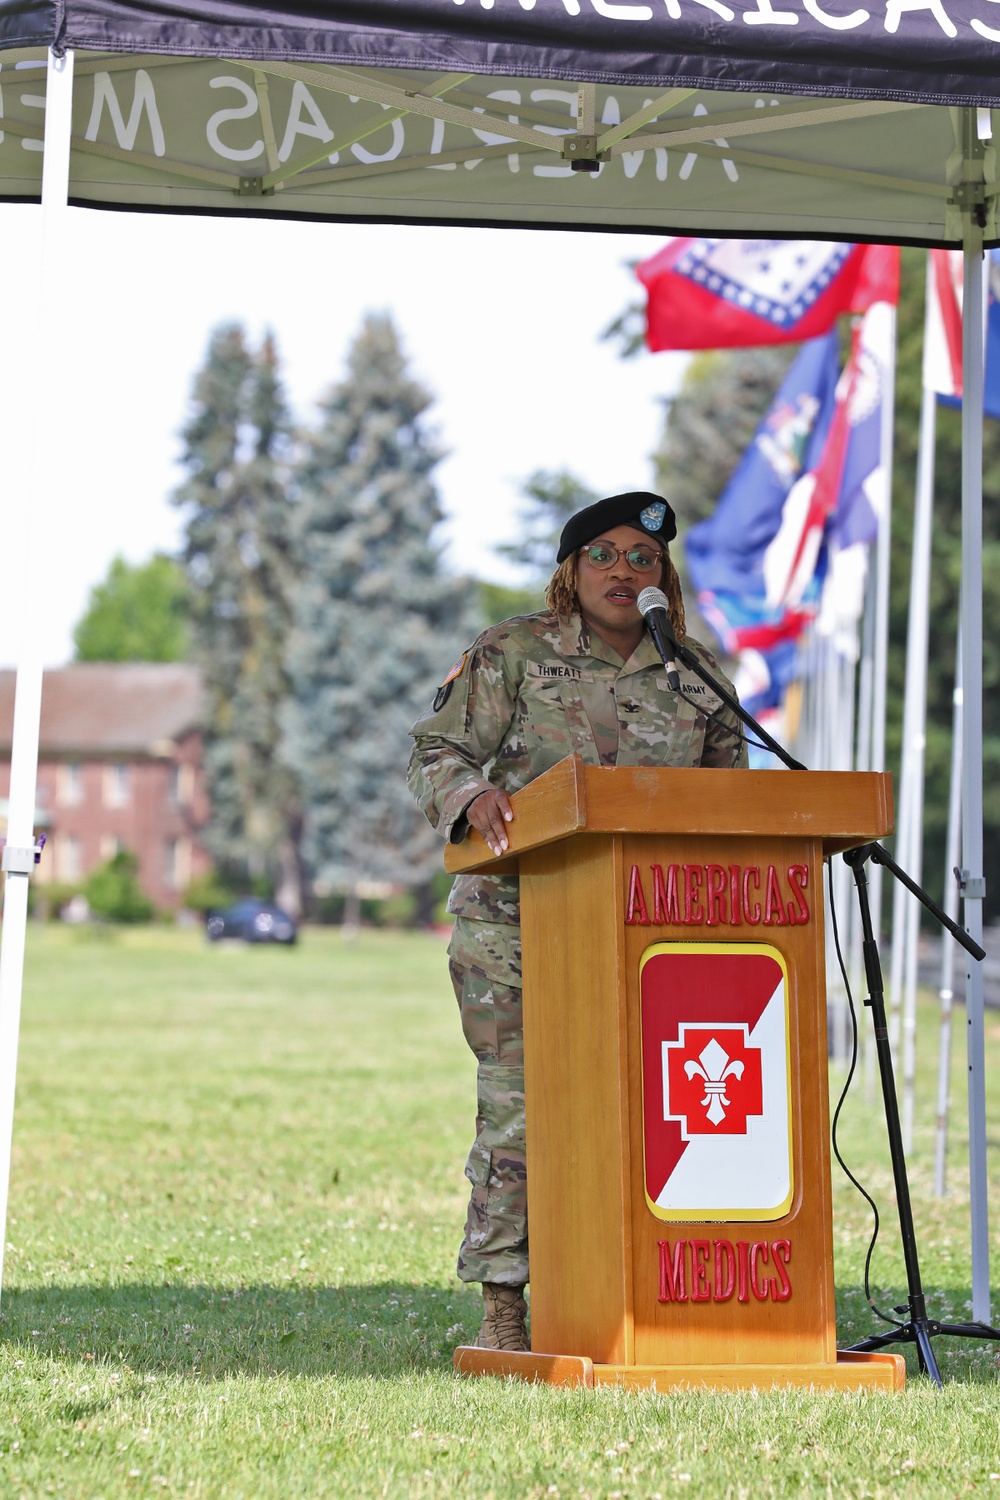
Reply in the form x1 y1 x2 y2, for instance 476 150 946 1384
0 0 994 1319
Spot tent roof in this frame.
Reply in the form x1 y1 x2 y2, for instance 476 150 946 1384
8 2 999 109
0 4 995 244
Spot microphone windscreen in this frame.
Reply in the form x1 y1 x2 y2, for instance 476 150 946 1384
637 586 669 618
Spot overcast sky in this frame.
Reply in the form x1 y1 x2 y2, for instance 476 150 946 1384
0 206 686 668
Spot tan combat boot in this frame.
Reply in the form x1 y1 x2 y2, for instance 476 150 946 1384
476 1283 529 1351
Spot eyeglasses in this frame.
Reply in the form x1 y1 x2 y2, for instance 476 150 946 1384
579 542 663 572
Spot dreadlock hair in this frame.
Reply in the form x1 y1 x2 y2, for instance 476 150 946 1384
545 545 687 641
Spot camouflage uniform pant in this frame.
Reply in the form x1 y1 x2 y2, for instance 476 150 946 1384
448 916 528 1287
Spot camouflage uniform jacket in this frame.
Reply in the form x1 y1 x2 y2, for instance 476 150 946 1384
408 609 748 929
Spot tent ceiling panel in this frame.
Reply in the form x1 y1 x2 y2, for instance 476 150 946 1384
4 1 1000 110
0 51 990 243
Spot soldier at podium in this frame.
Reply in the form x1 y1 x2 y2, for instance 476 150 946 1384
407 491 748 1353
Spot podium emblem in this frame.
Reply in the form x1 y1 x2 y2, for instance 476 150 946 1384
640 944 792 1221
665 1027 764 1134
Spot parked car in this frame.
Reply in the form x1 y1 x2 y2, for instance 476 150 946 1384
206 897 298 945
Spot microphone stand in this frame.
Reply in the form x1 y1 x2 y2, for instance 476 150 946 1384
650 616 999 1384
661 624 807 771
839 841 996 1385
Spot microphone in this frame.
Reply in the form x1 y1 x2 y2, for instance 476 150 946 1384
637 586 681 692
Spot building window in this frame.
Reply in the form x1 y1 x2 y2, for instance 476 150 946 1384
103 763 130 809
57 762 83 807
57 835 81 883
169 764 195 808
100 834 120 863
164 837 191 892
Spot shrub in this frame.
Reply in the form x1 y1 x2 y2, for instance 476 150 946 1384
182 869 240 915
83 850 154 924
29 881 81 921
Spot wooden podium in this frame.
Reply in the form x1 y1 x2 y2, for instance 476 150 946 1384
447 758 905 1392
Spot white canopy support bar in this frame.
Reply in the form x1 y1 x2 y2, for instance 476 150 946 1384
615 97 917 154
594 87 695 150
682 141 952 201
252 70 281 178
264 71 472 191
0 45 74 1309
247 59 560 153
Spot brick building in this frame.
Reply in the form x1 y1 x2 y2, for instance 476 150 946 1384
0 664 211 910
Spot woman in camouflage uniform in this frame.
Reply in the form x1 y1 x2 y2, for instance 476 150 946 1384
407 492 748 1352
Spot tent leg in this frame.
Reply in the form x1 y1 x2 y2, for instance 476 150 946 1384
959 113 990 1323
0 47 74 1308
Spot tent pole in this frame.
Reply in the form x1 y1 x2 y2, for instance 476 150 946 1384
959 108 990 1323
0 47 74 1307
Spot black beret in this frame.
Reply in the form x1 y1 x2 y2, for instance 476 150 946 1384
556 492 677 563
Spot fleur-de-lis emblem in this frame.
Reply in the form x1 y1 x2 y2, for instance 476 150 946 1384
683 1037 745 1126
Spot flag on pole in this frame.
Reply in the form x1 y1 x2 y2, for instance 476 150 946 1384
811 301 893 658
637 239 900 351
923 247 1000 417
685 333 840 760
763 301 889 612
686 333 841 637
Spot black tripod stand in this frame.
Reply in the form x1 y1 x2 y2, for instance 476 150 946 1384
841 842 999 1384
645 614 1000 1384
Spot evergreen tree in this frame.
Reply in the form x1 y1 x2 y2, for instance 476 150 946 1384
648 346 797 532
283 313 478 922
496 469 601 582
172 325 303 911
73 554 190 662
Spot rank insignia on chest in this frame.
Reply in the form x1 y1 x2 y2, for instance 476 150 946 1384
433 652 467 710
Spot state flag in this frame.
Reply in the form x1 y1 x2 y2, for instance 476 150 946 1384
923 247 1000 419
637 238 899 352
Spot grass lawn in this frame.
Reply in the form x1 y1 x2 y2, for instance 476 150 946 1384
0 922 997 1498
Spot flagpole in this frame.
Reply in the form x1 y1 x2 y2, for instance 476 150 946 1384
959 152 990 1322
891 259 937 1140
934 627 963 1198
868 301 897 956
896 373 937 1151
855 567 879 1099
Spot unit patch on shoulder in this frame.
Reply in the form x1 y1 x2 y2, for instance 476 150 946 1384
640 501 668 533
433 652 468 711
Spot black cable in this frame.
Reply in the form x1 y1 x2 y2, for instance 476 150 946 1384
674 690 765 758
826 859 905 1329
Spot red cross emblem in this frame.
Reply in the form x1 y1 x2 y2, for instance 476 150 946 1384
664 1025 764 1137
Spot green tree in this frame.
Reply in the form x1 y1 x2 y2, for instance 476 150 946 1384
496 469 600 582
283 312 478 924
172 324 303 913
72 554 189 662
477 578 540 626
648 346 797 533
